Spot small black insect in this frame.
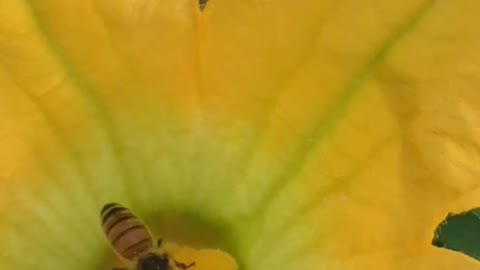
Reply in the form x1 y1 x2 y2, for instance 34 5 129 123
199 0 208 10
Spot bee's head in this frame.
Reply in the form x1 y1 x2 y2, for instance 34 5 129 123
137 253 169 270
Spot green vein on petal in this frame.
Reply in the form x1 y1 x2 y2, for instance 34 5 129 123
21 0 135 203
231 0 436 221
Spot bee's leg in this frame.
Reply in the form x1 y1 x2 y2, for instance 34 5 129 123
174 260 196 269
157 237 163 247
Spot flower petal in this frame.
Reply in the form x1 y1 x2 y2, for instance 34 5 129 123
342 245 480 270
1 0 480 270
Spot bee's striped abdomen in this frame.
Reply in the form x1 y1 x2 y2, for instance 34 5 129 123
101 203 153 260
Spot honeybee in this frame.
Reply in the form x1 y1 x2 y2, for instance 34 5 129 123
101 203 195 270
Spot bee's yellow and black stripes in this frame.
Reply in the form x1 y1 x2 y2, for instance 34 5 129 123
101 203 153 260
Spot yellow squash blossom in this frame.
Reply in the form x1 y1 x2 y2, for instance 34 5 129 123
1 0 480 269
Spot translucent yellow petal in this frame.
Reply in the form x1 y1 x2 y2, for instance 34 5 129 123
1 0 480 270
341 246 480 270
202 0 480 268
